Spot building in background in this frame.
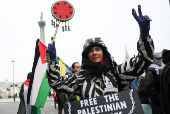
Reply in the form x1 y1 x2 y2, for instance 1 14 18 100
121 46 136 80
38 11 46 44
0 12 46 99
0 79 22 98
124 46 129 62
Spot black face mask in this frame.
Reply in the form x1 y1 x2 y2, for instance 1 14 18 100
85 62 103 75
81 56 109 78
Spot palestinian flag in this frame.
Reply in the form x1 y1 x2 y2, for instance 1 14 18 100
23 79 41 114
27 39 51 108
24 79 32 114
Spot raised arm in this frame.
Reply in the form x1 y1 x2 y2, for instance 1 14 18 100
46 38 85 94
116 5 154 77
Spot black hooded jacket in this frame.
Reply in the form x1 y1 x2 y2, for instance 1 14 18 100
46 37 154 99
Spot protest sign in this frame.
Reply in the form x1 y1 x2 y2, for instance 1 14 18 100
64 89 144 114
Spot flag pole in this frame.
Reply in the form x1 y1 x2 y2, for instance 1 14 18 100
45 21 60 62
52 21 60 44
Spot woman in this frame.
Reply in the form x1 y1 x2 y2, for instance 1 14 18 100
46 5 154 100
137 76 152 114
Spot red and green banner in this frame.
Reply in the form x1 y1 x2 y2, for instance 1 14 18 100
27 39 50 108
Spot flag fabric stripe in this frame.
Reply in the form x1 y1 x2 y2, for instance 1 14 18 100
38 41 47 64
28 39 71 108
59 58 72 74
30 57 47 105
27 39 40 104
65 64 72 71
27 39 50 108
24 84 32 114
60 60 66 76
34 72 50 107
57 57 60 64
59 58 65 65
66 67 71 73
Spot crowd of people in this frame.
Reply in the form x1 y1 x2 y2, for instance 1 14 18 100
45 5 170 114
136 51 170 114
17 5 170 114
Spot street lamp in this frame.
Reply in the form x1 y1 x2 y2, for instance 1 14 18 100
12 60 15 101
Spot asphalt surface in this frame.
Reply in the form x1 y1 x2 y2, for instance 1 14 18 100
0 100 58 114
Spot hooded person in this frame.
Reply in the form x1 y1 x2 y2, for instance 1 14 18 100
46 5 154 102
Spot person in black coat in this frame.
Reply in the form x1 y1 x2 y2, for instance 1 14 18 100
138 76 152 114
160 49 170 114
145 54 162 114
17 83 26 114
17 72 32 114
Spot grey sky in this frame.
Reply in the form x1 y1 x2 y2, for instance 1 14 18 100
0 0 170 82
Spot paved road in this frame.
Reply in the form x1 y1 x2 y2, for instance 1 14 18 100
41 100 58 114
0 100 58 114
